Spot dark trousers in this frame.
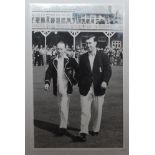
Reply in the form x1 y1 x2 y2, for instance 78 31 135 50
34 56 40 66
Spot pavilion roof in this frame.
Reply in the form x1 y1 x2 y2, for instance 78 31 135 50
32 4 123 15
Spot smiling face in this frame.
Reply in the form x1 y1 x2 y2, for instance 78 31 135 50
57 42 66 57
86 36 97 52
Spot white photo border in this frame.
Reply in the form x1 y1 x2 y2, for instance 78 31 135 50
25 0 129 154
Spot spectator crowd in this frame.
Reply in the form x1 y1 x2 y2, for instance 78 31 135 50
32 44 123 66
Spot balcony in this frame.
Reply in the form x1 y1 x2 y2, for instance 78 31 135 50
32 23 123 32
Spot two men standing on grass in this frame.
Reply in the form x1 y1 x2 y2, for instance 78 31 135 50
44 35 112 142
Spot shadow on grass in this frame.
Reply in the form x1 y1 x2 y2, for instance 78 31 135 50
34 120 80 142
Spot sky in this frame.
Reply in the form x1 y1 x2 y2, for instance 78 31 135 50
31 4 123 15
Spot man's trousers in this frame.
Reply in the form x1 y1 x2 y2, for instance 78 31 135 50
80 87 105 134
57 94 70 129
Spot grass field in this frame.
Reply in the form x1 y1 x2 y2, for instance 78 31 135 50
33 65 123 148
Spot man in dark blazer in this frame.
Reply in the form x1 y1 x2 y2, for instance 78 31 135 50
76 36 112 142
44 41 78 136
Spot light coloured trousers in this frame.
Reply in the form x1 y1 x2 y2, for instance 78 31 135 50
80 87 105 134
57 94 70 128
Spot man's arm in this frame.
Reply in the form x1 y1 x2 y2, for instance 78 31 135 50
72 57 79 84
44 62 53 90
102 53 112 85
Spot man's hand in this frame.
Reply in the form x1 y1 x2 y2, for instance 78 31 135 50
101 82 107 89
44 84 49 91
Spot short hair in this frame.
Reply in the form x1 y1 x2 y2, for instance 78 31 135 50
86 35 97 42
57 41 66 47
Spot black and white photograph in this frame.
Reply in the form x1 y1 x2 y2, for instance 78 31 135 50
30 3 125 149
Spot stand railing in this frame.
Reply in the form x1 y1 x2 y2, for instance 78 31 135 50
32 23 123 31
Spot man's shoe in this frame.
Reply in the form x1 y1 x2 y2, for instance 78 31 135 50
75 133 87 142
89 131 99 136
56 128 67 136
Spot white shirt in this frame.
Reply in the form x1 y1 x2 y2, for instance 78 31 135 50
88 50 96 71
88 50 96 91
57 55 68 95
39 48 45 55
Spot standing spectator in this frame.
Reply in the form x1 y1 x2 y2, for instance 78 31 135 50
52 46 57 57
43 47 47 66
32 44 35 65
119 48 123 66
34 45 41 66
39 45 44 66
108 47 114 65
46 47 52 65
114 48 120 66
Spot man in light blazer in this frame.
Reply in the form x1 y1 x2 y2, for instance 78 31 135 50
76 36 112 142
44 41 78 136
